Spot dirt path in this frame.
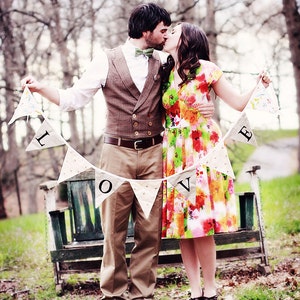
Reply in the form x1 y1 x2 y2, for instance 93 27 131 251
237 136 298 183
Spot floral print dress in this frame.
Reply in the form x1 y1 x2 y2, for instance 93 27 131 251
162 60 238 239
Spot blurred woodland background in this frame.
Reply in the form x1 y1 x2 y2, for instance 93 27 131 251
0 0 299 219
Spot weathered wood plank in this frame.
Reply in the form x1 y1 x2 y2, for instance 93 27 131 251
214 231 260 245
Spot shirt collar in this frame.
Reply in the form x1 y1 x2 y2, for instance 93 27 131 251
123 39 139 57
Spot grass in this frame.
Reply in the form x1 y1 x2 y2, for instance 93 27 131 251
0 214 57 299
234 285 296 300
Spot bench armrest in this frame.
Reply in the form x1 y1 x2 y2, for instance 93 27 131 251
49 209 69 250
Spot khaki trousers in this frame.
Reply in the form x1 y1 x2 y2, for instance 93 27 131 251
99 143 163 299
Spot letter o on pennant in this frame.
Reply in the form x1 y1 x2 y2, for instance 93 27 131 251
99 180 113 194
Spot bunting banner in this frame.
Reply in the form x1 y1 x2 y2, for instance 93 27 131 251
94 168 126 208
167 166 197 205
26 118 66 151
8 85 41 125
57 146 94 183
129 179 162 218
200 141 235 178
9 72 280 215
225 111 257 146
247 81 279 114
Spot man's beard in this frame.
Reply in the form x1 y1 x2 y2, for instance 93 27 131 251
153 43 164 51
146 36 166 51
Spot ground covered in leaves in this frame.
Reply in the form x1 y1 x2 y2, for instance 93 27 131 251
1 257 299 299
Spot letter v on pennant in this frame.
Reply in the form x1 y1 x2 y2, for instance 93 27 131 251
167 167 197 205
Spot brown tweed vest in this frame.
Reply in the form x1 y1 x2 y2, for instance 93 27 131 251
102 46 164 139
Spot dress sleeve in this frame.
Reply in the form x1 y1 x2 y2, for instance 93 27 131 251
59 49 109 111
201 60 223 87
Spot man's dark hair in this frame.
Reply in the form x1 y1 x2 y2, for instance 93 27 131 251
128 3 171 38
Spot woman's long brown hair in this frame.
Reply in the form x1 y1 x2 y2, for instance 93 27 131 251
161 22 210 90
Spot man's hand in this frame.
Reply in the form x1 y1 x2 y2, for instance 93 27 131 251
194 101 215 118
20 75 60 106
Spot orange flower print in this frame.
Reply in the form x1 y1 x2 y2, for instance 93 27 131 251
175 213 185 237
182 109 198 126
190 190 206 210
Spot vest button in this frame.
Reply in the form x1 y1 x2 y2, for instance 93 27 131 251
148 121 153 127
132 114 137 119
147 131 152 136
133 121 139 127
134 131 139 136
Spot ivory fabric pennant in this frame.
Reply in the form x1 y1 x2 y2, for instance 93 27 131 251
26 118 66 151
94 169 126 207
8 85 41 125
57 146 94 183
247 81 279 114
225 111 257 146
129 179 162 218
200 142 235 178
167 167 197 205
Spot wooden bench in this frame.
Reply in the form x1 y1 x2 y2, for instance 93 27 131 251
41 165 269 294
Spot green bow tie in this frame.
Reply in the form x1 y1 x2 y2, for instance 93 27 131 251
135 48 154 58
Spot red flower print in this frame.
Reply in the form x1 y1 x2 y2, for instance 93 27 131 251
186 94 197 107
191 130 202 152
196 74 209 94
210 131 219 144
169 100 180 117
203 218 214 234
214 221 221 233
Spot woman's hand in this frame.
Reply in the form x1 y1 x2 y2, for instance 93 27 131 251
259 70 271 88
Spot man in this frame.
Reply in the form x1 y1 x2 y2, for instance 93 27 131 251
21 3 213 299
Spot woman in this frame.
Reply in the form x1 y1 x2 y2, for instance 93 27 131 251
161 23 270 300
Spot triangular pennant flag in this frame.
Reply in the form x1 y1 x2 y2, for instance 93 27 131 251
26 118 66 151
129 179 162 218
8 86 41 125
57 146 93 183
94 169 126 207
247 81 279 114
167 167 197 205
225 111 257 146
200 142 235 178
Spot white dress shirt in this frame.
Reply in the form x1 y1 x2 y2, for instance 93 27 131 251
59 40 153 112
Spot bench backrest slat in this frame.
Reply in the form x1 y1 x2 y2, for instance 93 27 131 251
66 171 134 241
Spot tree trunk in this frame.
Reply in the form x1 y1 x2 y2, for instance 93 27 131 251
46 0 81 150
0 178 7 219
282 0 300 173
0 0 21 218
204 0 220 123
0 0 20 174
